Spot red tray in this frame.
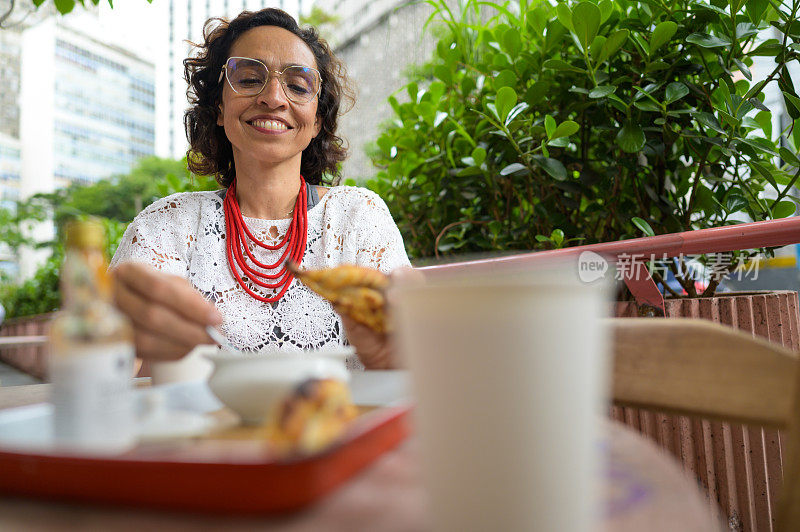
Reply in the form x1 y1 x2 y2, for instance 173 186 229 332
0 404 411 515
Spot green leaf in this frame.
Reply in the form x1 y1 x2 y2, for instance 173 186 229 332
645 61 669 73
547 137 570 148
749 98 769 113
589 85 616 98
54 0 76 13
629 33 649 56
427 81 446 102
725 194 748 214
494 69 517 90
551 229 565 247
616 121 646 153
503 27 522 56
590 35 607 61
685 33 731 48
794 118 800 151
542 59 585 73
773 200 797 218
732 58 752 81
780 147 800 167
754 111 772 137
739 137 779 157
505 102 530 125
484 102 500 122
433 65 453 85
544 115 556 139
665 82 689 104
695 112 725 134
745 0 768 24
407 82 419 103
471 147 486 167
556 3 573 31
499 163 528 176
749 161 779 189
571 2 601 51
649 21 677 55
697 3 729 16
751 41 783 57
434 65 452 84
551 121 580 139
633 100 660 112
631 217 655 237
495 86 517 123
532 156 568 180
783 91 800 119
597 29 629 63
598 0 613 22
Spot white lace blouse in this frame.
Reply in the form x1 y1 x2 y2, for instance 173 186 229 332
110 186 411 354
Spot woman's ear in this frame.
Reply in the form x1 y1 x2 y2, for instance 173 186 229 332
216 103 224 126
313 114 322 138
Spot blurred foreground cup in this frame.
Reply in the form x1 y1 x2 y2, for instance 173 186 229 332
393 261 611 532
150 345 215 385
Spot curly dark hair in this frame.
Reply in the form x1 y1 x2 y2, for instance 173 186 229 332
183 9 352 186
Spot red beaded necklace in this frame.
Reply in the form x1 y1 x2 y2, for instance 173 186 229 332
223 176 308 303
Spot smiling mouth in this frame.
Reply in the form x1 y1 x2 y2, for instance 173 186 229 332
248 119 291 131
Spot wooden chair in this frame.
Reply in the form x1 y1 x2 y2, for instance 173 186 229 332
610 318 800 531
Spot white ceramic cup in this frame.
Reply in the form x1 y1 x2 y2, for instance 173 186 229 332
393 264 610 532
150 345 216 385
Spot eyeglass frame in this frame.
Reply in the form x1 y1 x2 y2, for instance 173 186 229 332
218 56 323 104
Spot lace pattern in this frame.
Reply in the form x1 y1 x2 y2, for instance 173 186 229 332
110 186 411 365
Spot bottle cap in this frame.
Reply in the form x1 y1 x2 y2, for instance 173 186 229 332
65 220 105 249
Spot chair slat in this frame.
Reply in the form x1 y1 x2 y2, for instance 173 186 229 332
611 318 797 429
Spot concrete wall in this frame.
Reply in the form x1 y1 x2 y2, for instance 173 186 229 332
333 0 438 182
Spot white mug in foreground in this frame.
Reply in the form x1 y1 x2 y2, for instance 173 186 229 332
393 268 610 532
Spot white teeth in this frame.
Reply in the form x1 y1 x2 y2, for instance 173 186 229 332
251 119 288 131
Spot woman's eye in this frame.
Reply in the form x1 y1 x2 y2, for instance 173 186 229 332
239 78 263 86
287 84 310 94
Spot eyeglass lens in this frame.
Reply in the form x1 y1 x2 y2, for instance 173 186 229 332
225 58 320 103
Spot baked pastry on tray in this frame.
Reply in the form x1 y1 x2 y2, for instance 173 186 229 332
267 378 358 454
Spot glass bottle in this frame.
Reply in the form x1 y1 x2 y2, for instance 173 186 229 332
48 220 136 453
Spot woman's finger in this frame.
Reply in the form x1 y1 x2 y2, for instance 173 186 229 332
112 263 222 326
113 270 215 349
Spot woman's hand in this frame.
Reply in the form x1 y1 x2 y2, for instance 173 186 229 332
338 267 423 370
111 263 221 361
338 312 394 369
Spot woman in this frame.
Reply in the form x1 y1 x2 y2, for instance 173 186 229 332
110 9 410 369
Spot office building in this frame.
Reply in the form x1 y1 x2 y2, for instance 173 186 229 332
19 19 156 193
14 19 156 277
307 0 436 179
0 132 21 207
0 29 21 140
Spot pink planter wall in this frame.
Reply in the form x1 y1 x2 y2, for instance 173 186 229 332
615 291 800 532
0 313 54 380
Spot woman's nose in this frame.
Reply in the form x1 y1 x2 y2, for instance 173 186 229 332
256 74 287 108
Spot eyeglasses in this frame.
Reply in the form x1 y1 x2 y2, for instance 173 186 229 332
218 57 322 104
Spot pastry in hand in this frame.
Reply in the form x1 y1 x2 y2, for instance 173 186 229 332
268 378 358 454
288 263 390 333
